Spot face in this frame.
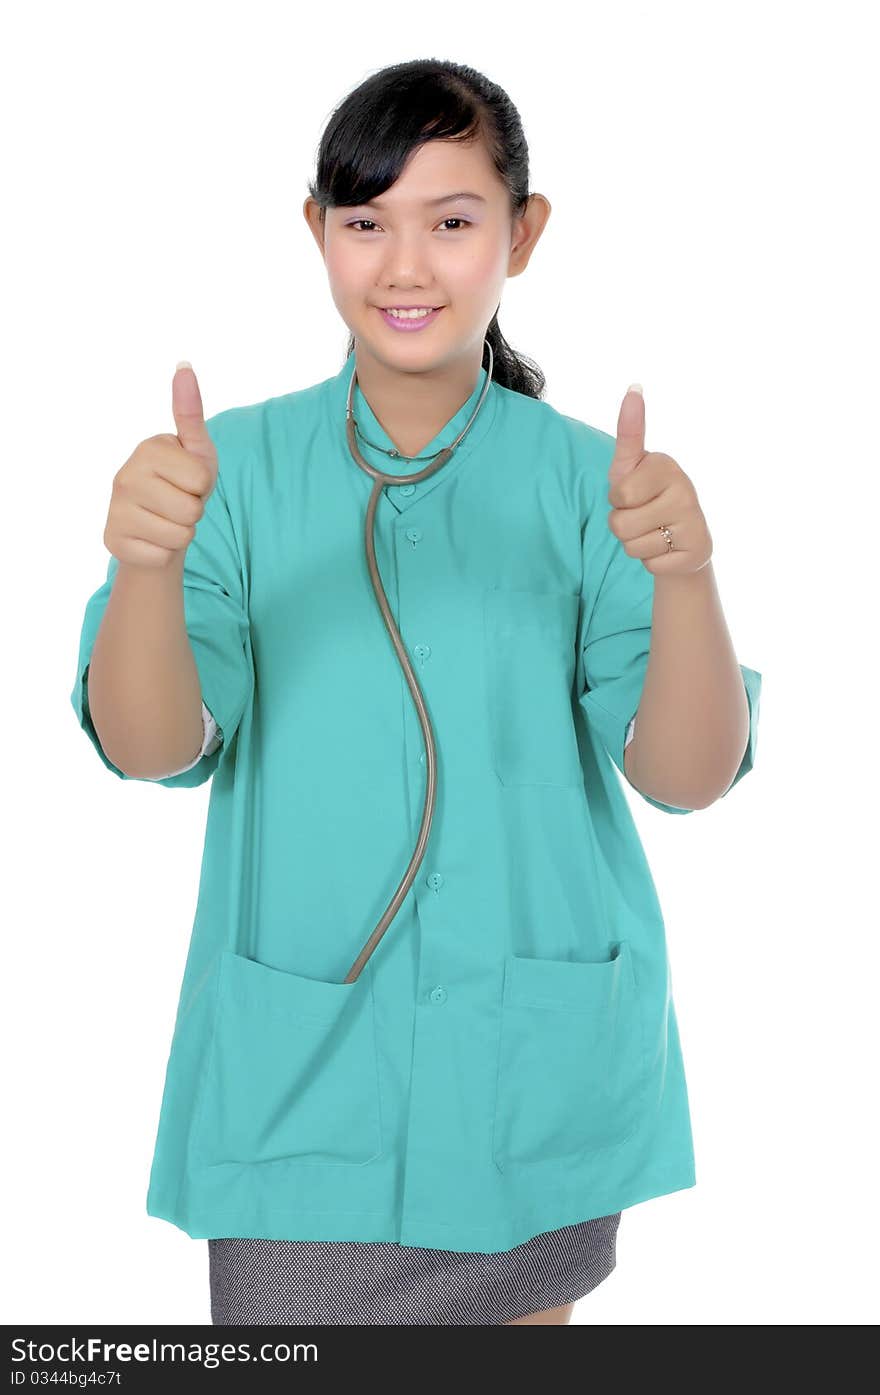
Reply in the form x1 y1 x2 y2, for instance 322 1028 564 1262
304 136 550 374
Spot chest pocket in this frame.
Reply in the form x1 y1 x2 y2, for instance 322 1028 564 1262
191 950 382 1169
484 587 582 787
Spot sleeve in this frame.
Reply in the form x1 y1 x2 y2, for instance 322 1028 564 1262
575 425 761 816
69 414 254 788
150 700 223 779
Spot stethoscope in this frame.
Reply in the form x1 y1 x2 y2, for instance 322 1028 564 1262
340 337 495 983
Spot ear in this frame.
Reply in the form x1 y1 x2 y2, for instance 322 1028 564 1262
303 197 327 256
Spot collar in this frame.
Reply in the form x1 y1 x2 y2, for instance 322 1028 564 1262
324 351 500 512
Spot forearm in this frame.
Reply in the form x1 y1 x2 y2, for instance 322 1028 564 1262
623 561 750 810
86 553 205 779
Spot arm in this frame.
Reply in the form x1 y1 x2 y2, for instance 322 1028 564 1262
622 562 750 810
576 391 761 816
72 408 254 788
87 552 205 779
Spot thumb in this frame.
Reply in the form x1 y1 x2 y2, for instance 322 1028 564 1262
608 384 646 486
172 361 215 466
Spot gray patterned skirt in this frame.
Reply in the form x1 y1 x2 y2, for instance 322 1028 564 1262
208 1212 621 1325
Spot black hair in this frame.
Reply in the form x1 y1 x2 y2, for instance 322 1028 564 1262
306 58 546 400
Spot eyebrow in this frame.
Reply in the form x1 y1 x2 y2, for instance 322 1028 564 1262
357 191 487 210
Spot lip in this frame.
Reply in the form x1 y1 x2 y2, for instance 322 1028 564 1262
376 305 445 332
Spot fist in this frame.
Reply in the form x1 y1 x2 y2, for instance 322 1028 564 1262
606 386 712 575
104 363 218 569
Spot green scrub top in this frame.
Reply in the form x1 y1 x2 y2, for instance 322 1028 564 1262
71 354 761 1253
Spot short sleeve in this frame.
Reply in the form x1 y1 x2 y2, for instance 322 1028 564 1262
150 700 223 779
70 416 254 788
574 425 761 815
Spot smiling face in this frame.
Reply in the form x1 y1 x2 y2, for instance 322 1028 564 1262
304 134 550 378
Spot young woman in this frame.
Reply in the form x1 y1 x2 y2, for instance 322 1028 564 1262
72 58 761 1326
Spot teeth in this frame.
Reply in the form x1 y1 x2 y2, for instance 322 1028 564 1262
386 307 436 319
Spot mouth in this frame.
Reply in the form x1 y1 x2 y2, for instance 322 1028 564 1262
376 305 445 332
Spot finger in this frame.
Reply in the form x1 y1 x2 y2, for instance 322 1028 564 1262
617 519 685 560
608 451 668 512
608 384 645 484
172 361 214 466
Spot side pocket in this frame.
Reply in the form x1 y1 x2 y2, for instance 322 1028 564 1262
484 587 582 787
492 940 646 1171
192 950 382 1168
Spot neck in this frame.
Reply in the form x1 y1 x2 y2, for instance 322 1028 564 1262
352 343 484 458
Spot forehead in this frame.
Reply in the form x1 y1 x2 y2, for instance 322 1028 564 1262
353 137 501 208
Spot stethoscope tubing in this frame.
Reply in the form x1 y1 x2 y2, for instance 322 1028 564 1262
341 347 493 983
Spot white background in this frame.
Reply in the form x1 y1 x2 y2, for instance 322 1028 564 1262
4 0 877 1328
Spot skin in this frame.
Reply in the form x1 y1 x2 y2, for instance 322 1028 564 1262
305 136 572 1327
506 1301 575 1325
610 387 751 807
303 134 551 458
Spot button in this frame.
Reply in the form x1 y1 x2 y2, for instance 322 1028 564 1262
413 643 431 661
426 872 444 891
405 527 423 545
429 986 447 1004
399 483 415 496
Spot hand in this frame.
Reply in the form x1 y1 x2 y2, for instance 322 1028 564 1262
606 386 712 575
104 363 218 569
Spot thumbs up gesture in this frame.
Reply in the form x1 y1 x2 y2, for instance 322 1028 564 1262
104 363 219 569
606 386 712 575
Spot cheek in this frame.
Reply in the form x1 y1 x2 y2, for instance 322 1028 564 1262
455 243 508 296
324 246 362 294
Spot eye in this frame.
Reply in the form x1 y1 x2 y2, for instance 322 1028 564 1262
346 217 472 233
